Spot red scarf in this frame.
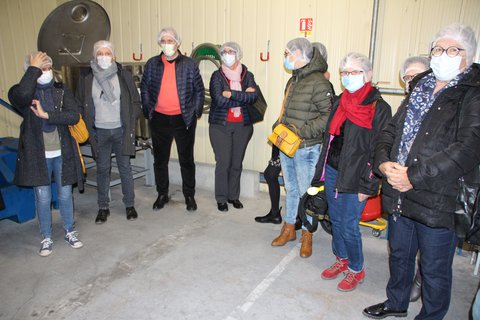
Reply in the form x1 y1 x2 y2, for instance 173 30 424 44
329 83 375 135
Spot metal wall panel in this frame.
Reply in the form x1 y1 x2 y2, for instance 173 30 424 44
1 0 479 171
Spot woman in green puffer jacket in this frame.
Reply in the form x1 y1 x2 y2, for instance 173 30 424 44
270 38 333 259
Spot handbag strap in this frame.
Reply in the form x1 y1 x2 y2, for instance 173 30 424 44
276 82 293 123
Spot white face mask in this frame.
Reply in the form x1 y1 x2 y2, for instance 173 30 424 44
37 70 53 84
161 43 177 57
221 53 236 67
341 74 365 93
430 53 462 81
97 56 113 69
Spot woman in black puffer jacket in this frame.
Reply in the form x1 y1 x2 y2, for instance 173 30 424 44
209 42 258 212
364 24 480 320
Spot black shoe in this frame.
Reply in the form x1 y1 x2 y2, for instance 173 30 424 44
153 194 169 210
126 207 138 220
228 199 243 209
409 271 422 302
217 202 228 212
295 215 302 230
255 207 282 224
95 209 110 224
363 302 407 319
185 196 197 211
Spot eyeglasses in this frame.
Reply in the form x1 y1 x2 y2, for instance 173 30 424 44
221 49 237 56
402 74 418 83
340 70 364 76
284 48 293 58
430 46 465 57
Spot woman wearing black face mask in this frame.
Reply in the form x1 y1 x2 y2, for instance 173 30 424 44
364 23 480 320
8 52 85 257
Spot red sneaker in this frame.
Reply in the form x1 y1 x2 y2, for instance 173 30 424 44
337 269 365 292
321 258 348 280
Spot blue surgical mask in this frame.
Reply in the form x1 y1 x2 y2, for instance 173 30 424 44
284 56 295 71
341 74 365 93
221 53 236 67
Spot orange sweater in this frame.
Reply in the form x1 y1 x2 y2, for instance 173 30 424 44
155 55 181 115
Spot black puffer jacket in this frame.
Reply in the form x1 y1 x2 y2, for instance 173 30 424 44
8 67 84 189
76 63 142 159
280 47 333 148
311 88 392 195
208 65 258 126
140 53 205 128
374 64 480 229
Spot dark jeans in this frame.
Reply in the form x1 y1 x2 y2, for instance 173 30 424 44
209 122 253 202
150 112 196 197
96 127 135 209
385 214 457 319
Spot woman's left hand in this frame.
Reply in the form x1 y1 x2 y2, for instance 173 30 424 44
385 163 413 192
358 193 370 202
30 99 49 119
222 91 232 98
245 87 256 92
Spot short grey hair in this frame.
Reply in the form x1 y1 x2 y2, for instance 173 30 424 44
340 52 372 74
311 42 328 62
220 41 243 60
400 56 430 80
431 23 477 67
157 27 181 46
286 38 313 63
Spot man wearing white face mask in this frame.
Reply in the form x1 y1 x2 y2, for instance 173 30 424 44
141 27 205 212
76 40 142 224
364 24 480 320
208 42 258 212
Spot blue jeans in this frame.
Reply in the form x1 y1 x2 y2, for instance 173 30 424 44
385 214 457 319
96 128 135 209
324 164 366 272
34 156 74 239
279 144 321 225
473 288 480 320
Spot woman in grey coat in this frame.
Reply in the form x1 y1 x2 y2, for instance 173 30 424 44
76 40 142 224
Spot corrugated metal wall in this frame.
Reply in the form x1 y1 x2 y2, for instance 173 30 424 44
1 0 479 171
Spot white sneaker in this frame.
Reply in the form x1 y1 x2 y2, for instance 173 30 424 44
39 238 53 257
64 231 83 249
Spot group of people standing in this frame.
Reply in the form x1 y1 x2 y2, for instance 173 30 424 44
8 22 480 320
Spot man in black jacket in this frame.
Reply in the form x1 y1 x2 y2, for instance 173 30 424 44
363 23 480 320
141 27 205 212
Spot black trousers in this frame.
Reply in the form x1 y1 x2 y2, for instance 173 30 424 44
264 146 281 213
150 112 196 197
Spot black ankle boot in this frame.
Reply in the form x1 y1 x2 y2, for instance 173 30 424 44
254 207 282 224
409 270 422 302
295 215 302 230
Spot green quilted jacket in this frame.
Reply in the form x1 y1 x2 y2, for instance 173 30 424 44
280 47 333 148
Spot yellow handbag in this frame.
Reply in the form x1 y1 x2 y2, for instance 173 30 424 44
69 115 89 143
69 115 89 174
268 83 303 157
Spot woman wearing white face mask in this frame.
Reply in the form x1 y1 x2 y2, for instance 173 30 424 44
310 52 392 291
364 24 480 320
8 52 85 256
208 42 258 212
76 40 142 224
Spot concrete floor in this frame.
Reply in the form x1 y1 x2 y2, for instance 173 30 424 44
0 179 478 320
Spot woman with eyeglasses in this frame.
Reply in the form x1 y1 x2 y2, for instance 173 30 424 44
209 42 258 212
310 52 392 291
363 23 480 319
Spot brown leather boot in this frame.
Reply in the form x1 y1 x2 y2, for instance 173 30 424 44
300 230 313 258
271 223 296 246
